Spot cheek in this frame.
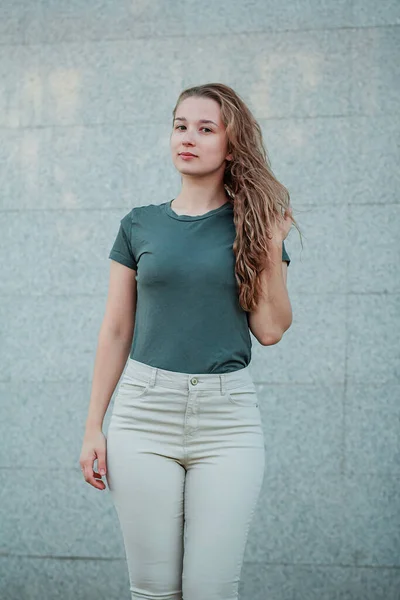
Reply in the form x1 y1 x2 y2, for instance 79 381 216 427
204 142 226 161
169 137 179 154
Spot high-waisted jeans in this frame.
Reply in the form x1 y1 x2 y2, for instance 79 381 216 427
105 358 265 600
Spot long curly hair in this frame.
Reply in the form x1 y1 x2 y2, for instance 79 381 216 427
171 82 303 313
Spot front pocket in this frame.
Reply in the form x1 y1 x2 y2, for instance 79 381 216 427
226 384 259 407
119 373 150 400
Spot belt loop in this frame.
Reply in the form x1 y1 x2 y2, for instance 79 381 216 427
149 366 157 388
220 374 225 396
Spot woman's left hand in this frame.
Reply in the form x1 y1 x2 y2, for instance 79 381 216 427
272 207 293 244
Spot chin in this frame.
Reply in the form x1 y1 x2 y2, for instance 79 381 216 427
175 162 201 172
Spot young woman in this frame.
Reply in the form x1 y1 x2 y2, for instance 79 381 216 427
79 83 301 600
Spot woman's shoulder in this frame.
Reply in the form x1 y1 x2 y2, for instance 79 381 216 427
120 202 162 219
128 202 166 215
117 203 167 232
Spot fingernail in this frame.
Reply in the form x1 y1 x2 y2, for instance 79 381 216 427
100 469 106 475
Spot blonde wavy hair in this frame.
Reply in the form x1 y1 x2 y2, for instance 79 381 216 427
171 82 303 312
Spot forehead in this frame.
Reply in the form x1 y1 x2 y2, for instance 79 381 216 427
175 96 222 124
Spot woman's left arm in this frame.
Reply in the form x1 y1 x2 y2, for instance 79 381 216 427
248 239 292 345
248 208 293 346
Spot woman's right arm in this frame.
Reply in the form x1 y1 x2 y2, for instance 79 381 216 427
79 260 137 489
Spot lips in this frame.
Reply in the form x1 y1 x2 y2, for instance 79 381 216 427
179 152 197 157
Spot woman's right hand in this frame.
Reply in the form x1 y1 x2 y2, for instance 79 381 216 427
79 429 107 490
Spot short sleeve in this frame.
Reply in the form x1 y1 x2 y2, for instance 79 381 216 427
108 211 138 270
282 240 290 266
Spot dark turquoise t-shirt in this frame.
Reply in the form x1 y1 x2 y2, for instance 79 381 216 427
108 199 290 374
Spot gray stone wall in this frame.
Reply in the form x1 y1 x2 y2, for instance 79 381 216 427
1 1 399 598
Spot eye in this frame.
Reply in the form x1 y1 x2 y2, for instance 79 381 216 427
174 125 212 133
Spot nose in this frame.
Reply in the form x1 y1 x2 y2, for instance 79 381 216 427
181 129 196 145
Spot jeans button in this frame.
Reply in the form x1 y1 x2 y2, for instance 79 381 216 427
190 377 198 385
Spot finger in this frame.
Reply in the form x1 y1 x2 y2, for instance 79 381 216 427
93 463 106 479
81 466 106 489
95 454 107 477
87 473 106 489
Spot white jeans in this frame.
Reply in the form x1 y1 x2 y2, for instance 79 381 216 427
106 358 265 600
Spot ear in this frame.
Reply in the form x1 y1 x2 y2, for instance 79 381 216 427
225 153 233 161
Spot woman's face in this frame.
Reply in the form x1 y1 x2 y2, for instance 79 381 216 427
170 96 232 176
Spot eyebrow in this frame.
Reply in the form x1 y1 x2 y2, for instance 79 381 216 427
174 117 219 127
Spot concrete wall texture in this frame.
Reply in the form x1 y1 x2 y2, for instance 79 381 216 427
0 1 399 599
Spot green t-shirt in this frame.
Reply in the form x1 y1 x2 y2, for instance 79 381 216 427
108 199 290 374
